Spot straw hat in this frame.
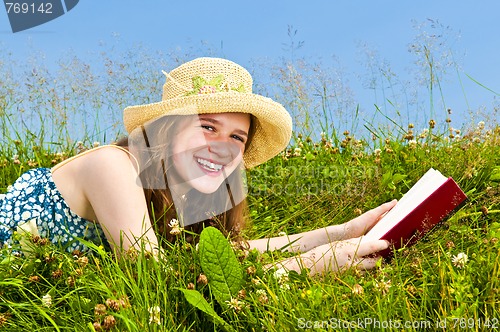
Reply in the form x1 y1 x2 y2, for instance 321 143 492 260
123 57 292 168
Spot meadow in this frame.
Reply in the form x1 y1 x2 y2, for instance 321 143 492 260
0 36 500 330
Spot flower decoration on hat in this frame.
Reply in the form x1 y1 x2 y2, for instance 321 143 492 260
185 75 246 96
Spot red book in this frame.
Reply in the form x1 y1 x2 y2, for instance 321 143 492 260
363 168 467 257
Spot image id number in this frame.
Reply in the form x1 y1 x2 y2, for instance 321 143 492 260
5 2 53 14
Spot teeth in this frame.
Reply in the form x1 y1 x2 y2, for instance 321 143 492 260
197 158 223 171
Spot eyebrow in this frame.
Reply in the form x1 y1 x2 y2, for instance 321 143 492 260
199 116 249 138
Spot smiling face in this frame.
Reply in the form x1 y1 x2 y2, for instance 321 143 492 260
170 112 251 194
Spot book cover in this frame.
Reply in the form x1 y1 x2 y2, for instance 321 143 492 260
363 168 467 257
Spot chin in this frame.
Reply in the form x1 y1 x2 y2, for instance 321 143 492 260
188 178 225 194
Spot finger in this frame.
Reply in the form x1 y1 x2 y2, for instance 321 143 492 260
370 199 397 217
355 256 384 270
355 239 389 257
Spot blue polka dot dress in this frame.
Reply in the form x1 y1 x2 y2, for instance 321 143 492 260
0 168 109 252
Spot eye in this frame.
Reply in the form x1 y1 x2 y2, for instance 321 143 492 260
201 125 215 131
231 134 245 143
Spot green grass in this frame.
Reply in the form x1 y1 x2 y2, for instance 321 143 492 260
0 118 499 331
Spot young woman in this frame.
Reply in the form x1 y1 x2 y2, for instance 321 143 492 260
0 57 395 275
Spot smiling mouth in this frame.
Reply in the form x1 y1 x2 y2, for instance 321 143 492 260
196 158 224 172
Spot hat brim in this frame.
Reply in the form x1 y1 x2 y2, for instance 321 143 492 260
123 92 292 168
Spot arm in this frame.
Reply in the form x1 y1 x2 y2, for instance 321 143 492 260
248 200 397 275
247 200 397 253
79 147 159 254
272 238 389 275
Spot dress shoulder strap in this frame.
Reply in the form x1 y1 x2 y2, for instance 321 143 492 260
51 145 140 173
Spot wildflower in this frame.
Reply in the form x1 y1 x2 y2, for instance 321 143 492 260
238 289 247 299
419 128 429 139
273 267 288 281
102 315 116 329
77 256 89 267
197 273 208 285
94 303 107 316
12 155 20 165
168 218 183 235
28 275 40 283
106 299 121 311
67 276 76 287
452 252 468 268
408 140 417 149
256 289 269 304
246 266 257 275
92 322 102 331
293 147 302 157
406 285 417 295
251 278 261 285
374 148 381 156
273 267 290 289
148 306 161 325
477 121 485 130
226 297 244 312
481 206 488 216
0 313 8 327
187 282 195 290
41 293 52 307
374 279 391 295
278 231 287 237
51 269 63 279
352 284 364 295
429 119 436 128
301 289 312 299
93 141 100 148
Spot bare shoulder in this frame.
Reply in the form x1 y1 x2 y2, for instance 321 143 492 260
79 146 137 175
78 146 146 219
75 146 141 198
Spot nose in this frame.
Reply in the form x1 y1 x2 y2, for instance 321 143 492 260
207 139 240 159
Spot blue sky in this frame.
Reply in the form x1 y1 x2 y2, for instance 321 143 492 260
1 0 499 131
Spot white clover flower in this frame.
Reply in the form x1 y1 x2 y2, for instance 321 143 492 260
273 267 290 288
278 231 287 237
273 267 288 280
168 218 183 235
280 283 291 290
374 279 391 295
477 121 485 130
255 289 267 296
452 252 468 268
41 293 52 307
226 297 244 312
92 141 100 148
148 306 161 325
374 148 382 155
168 218 179 228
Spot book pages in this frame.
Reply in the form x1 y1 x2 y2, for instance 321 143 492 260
362 168 447 241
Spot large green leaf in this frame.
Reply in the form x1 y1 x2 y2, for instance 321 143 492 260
177 288 234 331
199 227 243 306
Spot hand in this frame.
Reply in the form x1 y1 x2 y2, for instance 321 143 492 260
335 200 397 240
306 237 389 274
